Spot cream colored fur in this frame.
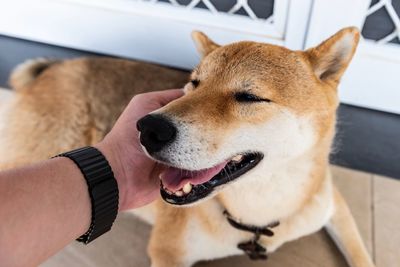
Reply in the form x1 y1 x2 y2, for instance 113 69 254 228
9 58 58 91
0 88 15 164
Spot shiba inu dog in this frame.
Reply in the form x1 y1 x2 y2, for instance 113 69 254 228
134 27 375 267
0 27 374 267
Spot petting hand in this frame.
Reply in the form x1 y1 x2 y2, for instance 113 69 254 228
96 89 184 211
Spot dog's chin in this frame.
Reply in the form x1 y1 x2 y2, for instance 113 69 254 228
155 152 264 206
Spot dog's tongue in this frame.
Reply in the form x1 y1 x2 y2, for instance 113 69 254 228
160 162 227 192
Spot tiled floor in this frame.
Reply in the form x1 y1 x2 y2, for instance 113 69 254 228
41 166 400 267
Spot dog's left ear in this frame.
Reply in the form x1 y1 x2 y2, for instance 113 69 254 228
306 27 360 85
191 31 220 58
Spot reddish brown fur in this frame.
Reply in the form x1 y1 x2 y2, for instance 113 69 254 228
0 57 188 168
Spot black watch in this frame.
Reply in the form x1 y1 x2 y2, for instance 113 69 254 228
54 146 119 244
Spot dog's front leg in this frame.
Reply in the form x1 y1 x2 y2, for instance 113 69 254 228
147 221 194 267
149 255 190 267
148 243 192 267
325 186 375 267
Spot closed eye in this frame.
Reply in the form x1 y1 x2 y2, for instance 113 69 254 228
190 79 200 88
234 92 271 103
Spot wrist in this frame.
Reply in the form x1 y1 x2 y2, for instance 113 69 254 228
94 141 128 211
54 146 119 243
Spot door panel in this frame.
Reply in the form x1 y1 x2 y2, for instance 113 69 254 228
307 0 400 114
0 0 312 69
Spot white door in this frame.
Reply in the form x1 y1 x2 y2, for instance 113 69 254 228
0 0 312 69
306 0 400 114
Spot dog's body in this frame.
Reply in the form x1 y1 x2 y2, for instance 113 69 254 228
0 57 188 168
0 28 374 267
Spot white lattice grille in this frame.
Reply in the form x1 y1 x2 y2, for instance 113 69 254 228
362 0 400 44
138 0 275 23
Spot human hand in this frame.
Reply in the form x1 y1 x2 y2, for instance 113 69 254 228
96 89 184 211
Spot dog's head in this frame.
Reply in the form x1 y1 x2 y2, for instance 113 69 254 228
137 27 360 205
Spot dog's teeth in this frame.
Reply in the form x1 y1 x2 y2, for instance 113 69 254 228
164 188 173 195
231 155 243 163
174 190 184 197
183 183 192 194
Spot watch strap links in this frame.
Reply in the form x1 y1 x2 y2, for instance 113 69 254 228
54 146 119 244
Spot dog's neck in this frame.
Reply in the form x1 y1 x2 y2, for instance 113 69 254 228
216 147 330 226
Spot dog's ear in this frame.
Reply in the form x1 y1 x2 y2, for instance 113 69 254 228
191 31 220 58
305 27 360 85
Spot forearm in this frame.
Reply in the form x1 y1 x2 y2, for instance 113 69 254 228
0 157 91 267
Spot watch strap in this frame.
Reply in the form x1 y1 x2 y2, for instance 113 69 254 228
55 146 119 244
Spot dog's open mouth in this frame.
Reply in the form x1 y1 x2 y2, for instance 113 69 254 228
159 152 263 205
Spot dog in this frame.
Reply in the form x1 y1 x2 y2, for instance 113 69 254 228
134 27 375 267
0 27 374 267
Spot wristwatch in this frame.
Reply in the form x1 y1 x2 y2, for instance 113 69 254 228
54 146 119 244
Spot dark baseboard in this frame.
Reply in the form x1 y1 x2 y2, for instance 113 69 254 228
1 35 399 179
0 35 100 88
331 104 400 179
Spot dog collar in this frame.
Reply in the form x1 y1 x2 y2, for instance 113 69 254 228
223 210 279 260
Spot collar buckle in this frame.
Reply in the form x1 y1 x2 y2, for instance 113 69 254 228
223 210 280 261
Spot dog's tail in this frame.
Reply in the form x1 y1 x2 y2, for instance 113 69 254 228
9 58 59 91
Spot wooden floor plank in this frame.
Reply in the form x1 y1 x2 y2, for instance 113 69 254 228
195 231 347 267
373 175 400 267
41 213 152 267
331 165 374 255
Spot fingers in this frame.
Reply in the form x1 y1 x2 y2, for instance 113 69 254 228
153 89 184 106
124 89 184 121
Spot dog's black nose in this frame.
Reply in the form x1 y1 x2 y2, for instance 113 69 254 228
136 114 177 154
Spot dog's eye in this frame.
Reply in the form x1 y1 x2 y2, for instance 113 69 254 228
190 79 200 88
234 92 271 103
